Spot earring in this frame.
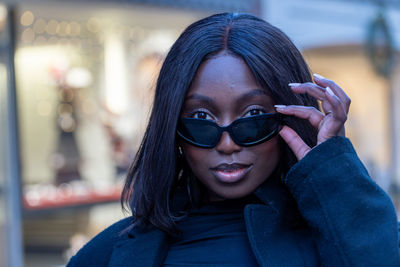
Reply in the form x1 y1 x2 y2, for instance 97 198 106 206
186 175 193 204
178 146 183 156
177 169 183 181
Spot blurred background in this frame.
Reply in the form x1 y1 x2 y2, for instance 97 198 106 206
1 0 400 266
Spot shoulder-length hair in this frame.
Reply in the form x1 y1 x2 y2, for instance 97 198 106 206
122 13 318 234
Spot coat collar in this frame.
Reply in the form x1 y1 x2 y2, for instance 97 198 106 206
109 176 312 267
109 225 169 267
245 176 318 267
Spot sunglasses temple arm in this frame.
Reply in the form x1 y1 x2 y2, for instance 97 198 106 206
278 114 290 125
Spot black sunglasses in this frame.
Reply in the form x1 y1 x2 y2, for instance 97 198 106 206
177 113 286 148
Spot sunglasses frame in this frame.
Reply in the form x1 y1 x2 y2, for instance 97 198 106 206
177 113 286 148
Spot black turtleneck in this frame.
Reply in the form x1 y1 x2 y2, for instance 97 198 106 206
163 196 260 266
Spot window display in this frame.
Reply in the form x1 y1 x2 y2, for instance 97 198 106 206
15 5 198 210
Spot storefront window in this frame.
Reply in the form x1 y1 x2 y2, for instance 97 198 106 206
16 5 200 211
15 3 204 265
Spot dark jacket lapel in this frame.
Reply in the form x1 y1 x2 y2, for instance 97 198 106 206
244 177 318 267
108 226 168 267
108 178 318 267
107 186 190 267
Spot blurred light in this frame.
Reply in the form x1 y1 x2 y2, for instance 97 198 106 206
58 113 76 132
65 23 72 35
58 21 69 36
49 153 66 169
59 89 74 102
42 184 58 200
25 190 40 206
33 35 47 46
20 10 34 26
58 103 73 115
87 17 100 33
104 33 129 114
57 183 73 198
70 180 89 196
33 18 46 34
21 28 35 43
15 46 71 88
37 100 52 116
142 31 175 54
50 56 70 80
66 67 92 88
46 19 59 35
69 21 81 36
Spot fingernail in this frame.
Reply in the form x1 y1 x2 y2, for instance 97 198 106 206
326 86 335 96
288 83 301 87
274 105 287 109
313 73 325 79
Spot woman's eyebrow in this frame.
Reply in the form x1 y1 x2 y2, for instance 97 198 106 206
235 88 269 103
184 93 215 106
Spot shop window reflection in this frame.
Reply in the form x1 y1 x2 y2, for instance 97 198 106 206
16 10 180 211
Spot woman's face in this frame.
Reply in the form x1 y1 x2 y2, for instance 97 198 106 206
180 52 280 201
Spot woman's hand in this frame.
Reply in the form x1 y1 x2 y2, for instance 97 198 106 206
275 74 351 161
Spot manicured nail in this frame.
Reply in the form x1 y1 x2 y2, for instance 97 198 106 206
326 86 335 96
288 83 301 87
274 105 287 109
313 73 325 79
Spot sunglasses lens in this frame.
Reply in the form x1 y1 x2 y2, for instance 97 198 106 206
178 119 219 147
232 115 280 145
178 114 283 148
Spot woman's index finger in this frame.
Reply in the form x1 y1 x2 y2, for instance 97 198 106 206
288 82 327 101
313 74 351 113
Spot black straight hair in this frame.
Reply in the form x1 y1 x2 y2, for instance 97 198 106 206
121 13 318 235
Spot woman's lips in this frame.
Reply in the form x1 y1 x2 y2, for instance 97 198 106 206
211 163 252 183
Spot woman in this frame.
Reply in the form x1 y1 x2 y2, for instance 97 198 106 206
67 13 400 266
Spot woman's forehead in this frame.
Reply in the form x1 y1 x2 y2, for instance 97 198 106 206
187 54 261 97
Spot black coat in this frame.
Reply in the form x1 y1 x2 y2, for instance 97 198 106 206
67 137 400 266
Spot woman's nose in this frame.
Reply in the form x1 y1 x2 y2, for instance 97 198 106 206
215 131 242 154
